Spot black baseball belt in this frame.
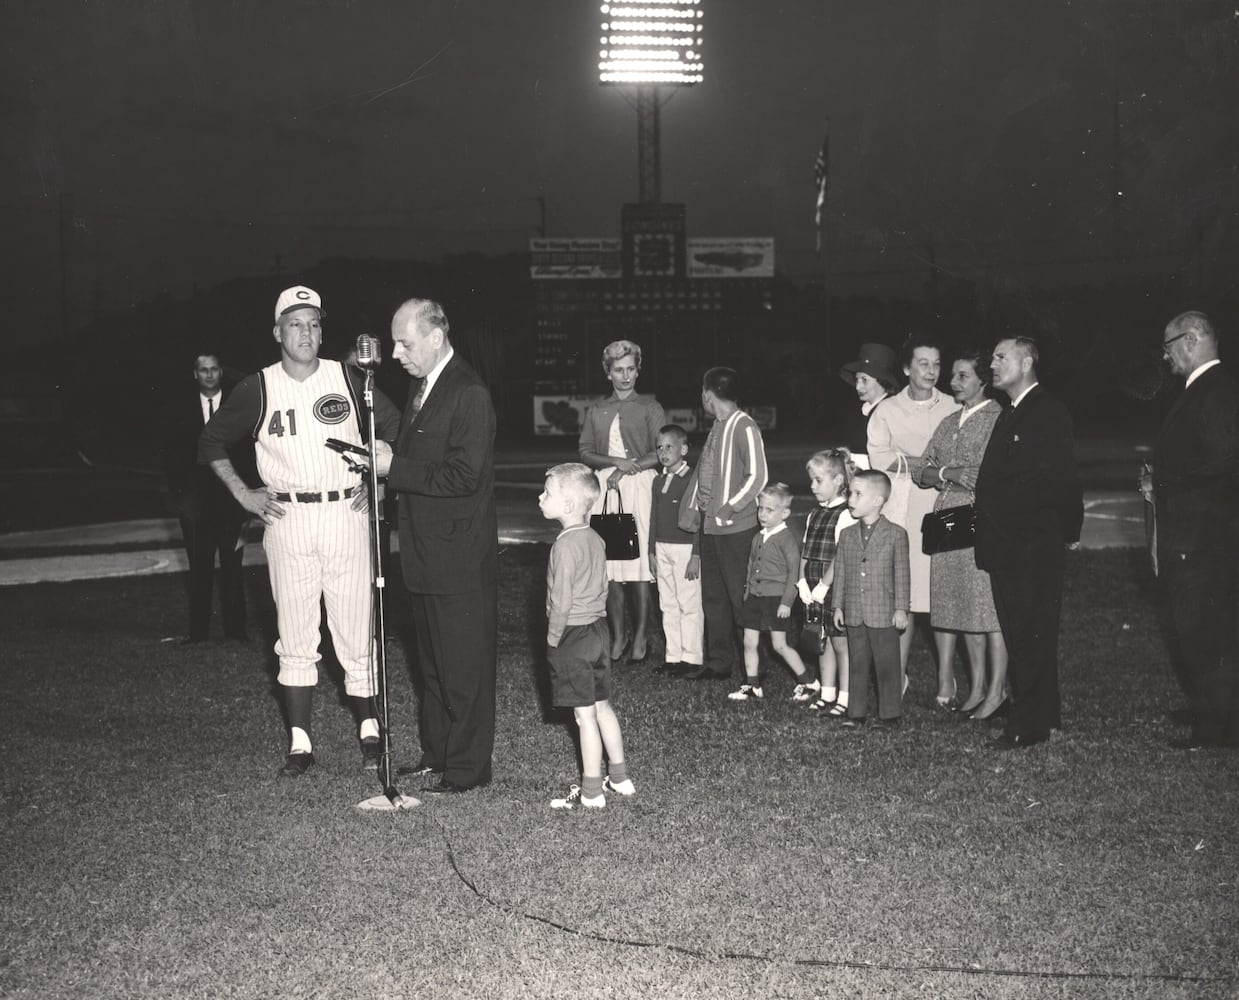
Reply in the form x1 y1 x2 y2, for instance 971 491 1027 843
272 486 359 503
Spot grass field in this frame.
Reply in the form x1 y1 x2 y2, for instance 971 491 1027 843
1 547 1236 999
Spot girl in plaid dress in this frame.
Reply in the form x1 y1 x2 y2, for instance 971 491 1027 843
797 448 857 714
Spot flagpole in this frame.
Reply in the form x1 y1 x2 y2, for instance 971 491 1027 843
814 118 831 372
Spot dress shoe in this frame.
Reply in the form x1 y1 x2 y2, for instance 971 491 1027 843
969 698 1009 721
872 717 902 731
683 667 730 682
180 636 206 647
397 759 443 777
651 661 681 676
1170 733 1237 750
278 752 315 777
995 730 1050 750
424 778 474 794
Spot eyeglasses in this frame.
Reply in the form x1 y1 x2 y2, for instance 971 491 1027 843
1162 330 1190 354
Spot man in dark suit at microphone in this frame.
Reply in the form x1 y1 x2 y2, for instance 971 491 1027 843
162 352 253 644
372 298 498 794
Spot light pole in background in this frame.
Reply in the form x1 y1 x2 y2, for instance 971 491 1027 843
598 0 704 205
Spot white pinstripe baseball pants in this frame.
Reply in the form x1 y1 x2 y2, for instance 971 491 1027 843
263 500 376 697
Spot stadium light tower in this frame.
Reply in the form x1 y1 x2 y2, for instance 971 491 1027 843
598 0 704 204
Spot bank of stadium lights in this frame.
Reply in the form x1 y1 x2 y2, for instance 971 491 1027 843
598 0 704 85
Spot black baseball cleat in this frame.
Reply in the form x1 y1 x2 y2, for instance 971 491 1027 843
279 752 315 778
360 737 382 772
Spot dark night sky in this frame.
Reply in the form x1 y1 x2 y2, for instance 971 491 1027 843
2 0 1236 340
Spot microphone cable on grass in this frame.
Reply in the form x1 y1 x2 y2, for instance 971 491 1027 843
432 816 1231 988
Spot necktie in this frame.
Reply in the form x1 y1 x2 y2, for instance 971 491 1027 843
207 396 215 421
410 380 427 417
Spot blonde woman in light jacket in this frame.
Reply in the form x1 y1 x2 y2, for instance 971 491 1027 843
579 340 666 663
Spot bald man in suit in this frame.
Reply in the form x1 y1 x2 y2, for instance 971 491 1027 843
374 298 498 793
1143 311 1239 749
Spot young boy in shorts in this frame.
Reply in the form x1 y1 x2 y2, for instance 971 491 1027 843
648 424 703 676
539 463 636 809
831 470 910 729
728 482 813 701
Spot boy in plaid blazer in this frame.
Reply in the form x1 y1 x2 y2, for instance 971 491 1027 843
832 470 910 728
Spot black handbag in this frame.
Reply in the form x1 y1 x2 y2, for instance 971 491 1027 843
590 487 640 560
921 504 976 555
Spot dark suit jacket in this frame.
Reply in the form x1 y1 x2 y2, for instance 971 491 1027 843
831 515 910 627
386 353 498 594
974 385 1083 572
164 385 257 501
1153 363 1239 560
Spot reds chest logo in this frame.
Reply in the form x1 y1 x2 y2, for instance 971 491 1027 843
314 394 351 424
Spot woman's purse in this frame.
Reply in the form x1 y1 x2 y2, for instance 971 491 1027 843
921 504 977 555
590 486 640 560
884 452 913 526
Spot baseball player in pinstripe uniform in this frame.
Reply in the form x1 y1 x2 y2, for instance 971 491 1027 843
199 286 402 778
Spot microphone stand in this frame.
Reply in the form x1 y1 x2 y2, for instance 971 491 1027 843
356 366 418 811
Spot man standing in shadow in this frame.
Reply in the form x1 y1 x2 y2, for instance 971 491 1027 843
163 352 252 644
1143 311 1239 749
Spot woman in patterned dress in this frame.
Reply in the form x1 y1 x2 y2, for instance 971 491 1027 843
912 348 1008 719
578 340 666 663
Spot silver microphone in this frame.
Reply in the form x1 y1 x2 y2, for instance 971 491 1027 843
355 334 381 369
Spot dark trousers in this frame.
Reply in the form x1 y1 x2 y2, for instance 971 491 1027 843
990 549 1065 737
177 492 246 641
407 586 497 788
1162 546 1239 742
845 625 901 720
700 527 758 677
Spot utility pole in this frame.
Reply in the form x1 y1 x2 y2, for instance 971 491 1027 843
59 192 71 339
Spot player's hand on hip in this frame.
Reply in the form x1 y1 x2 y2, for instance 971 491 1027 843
241 487 285 524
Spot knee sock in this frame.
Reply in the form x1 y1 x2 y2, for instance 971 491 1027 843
348 695 379 739
283 684 313 753
609 760 629 784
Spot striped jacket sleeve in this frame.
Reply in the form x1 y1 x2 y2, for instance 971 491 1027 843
722 412 768 512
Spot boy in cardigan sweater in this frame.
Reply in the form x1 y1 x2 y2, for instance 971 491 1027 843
729 483 812 701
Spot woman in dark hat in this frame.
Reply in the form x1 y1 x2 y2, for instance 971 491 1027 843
838 342 901 470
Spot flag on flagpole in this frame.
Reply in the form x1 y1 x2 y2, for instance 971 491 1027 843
814 119 830 256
